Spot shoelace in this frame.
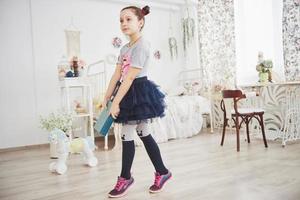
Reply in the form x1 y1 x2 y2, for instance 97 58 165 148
114 178 126 191
154 173 162 187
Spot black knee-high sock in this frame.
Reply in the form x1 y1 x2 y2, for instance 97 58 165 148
120 140 135 179
140 134 168 175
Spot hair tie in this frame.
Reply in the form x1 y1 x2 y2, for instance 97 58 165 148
141 6 150 16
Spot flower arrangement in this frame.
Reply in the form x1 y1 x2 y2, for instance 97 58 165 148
256 52 273 82
69 56 86 68
69 56 86 77
256 60 273 73
39 111 72 133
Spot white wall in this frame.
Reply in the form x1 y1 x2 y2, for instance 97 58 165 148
0 0 198 148
234 0 284 85
0 0 43 149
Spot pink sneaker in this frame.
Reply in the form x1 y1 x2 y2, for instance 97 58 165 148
149 171 172 193
108 176 134 198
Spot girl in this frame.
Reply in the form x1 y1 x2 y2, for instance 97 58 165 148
101 5 172 198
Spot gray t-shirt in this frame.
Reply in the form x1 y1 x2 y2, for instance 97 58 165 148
116 37 150 79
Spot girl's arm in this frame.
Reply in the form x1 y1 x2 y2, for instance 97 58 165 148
112 67 141 105
104 64 122 101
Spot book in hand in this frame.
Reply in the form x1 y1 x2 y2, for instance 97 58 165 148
94 100 114 137
94 81 121 137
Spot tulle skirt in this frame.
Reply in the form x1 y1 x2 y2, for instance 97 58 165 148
115 76 166 125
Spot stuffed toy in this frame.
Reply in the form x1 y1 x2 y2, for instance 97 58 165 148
48 128 98 175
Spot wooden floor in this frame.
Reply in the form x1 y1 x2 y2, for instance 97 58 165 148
1 129 300 200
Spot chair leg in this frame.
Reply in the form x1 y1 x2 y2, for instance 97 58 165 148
246 117 250 143
221 118 227 146
235 116 240 152
259 114 268 148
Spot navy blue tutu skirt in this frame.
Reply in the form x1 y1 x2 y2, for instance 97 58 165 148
115 76 166 125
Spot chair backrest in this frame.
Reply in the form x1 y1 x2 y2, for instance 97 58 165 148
220 90 244 119
222 90 243 99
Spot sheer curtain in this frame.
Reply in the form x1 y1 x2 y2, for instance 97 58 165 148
197 0 236 94
234 0 284 85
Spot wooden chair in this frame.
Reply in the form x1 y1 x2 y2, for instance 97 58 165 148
220 90 268 152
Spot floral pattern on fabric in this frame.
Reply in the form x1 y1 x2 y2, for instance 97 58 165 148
283 0 300 81
197 0 236 128
197 0 236 95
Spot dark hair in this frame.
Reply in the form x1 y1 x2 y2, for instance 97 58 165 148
121 6 150 30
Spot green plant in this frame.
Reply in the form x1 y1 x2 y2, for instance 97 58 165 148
256 60 273 73
40 111 72 132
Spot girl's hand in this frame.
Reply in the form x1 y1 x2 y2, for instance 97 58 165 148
99 98 109 110
110 102 120 119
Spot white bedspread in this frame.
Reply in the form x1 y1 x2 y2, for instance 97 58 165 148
150 95 211 143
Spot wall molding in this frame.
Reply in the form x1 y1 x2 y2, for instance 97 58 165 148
107 0 198 11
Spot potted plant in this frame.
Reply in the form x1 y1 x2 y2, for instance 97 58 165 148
256 52 273 83
39 111 72 158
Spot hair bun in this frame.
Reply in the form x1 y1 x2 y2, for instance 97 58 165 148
142 6 150 16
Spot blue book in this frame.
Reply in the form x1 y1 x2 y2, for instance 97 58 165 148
94 101 114 136
94 81 121 137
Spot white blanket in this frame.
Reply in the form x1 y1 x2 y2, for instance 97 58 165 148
150 95 211 143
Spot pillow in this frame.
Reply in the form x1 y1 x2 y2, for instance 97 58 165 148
183 81 202 96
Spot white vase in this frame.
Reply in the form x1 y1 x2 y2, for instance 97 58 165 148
50 141 58 159
259 72 269 83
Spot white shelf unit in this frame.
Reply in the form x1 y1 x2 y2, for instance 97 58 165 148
60 77 94 141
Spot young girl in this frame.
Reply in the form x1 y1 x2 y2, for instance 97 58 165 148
101 5 172 198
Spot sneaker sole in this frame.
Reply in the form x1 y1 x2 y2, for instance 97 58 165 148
108 180 134 198
149 174 172 193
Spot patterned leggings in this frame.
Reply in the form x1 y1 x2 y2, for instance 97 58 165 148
121 122 151 141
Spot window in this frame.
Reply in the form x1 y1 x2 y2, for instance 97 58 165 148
234 0 284 85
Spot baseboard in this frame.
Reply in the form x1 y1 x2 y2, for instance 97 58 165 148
0 143 50 153
0 135 115 153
